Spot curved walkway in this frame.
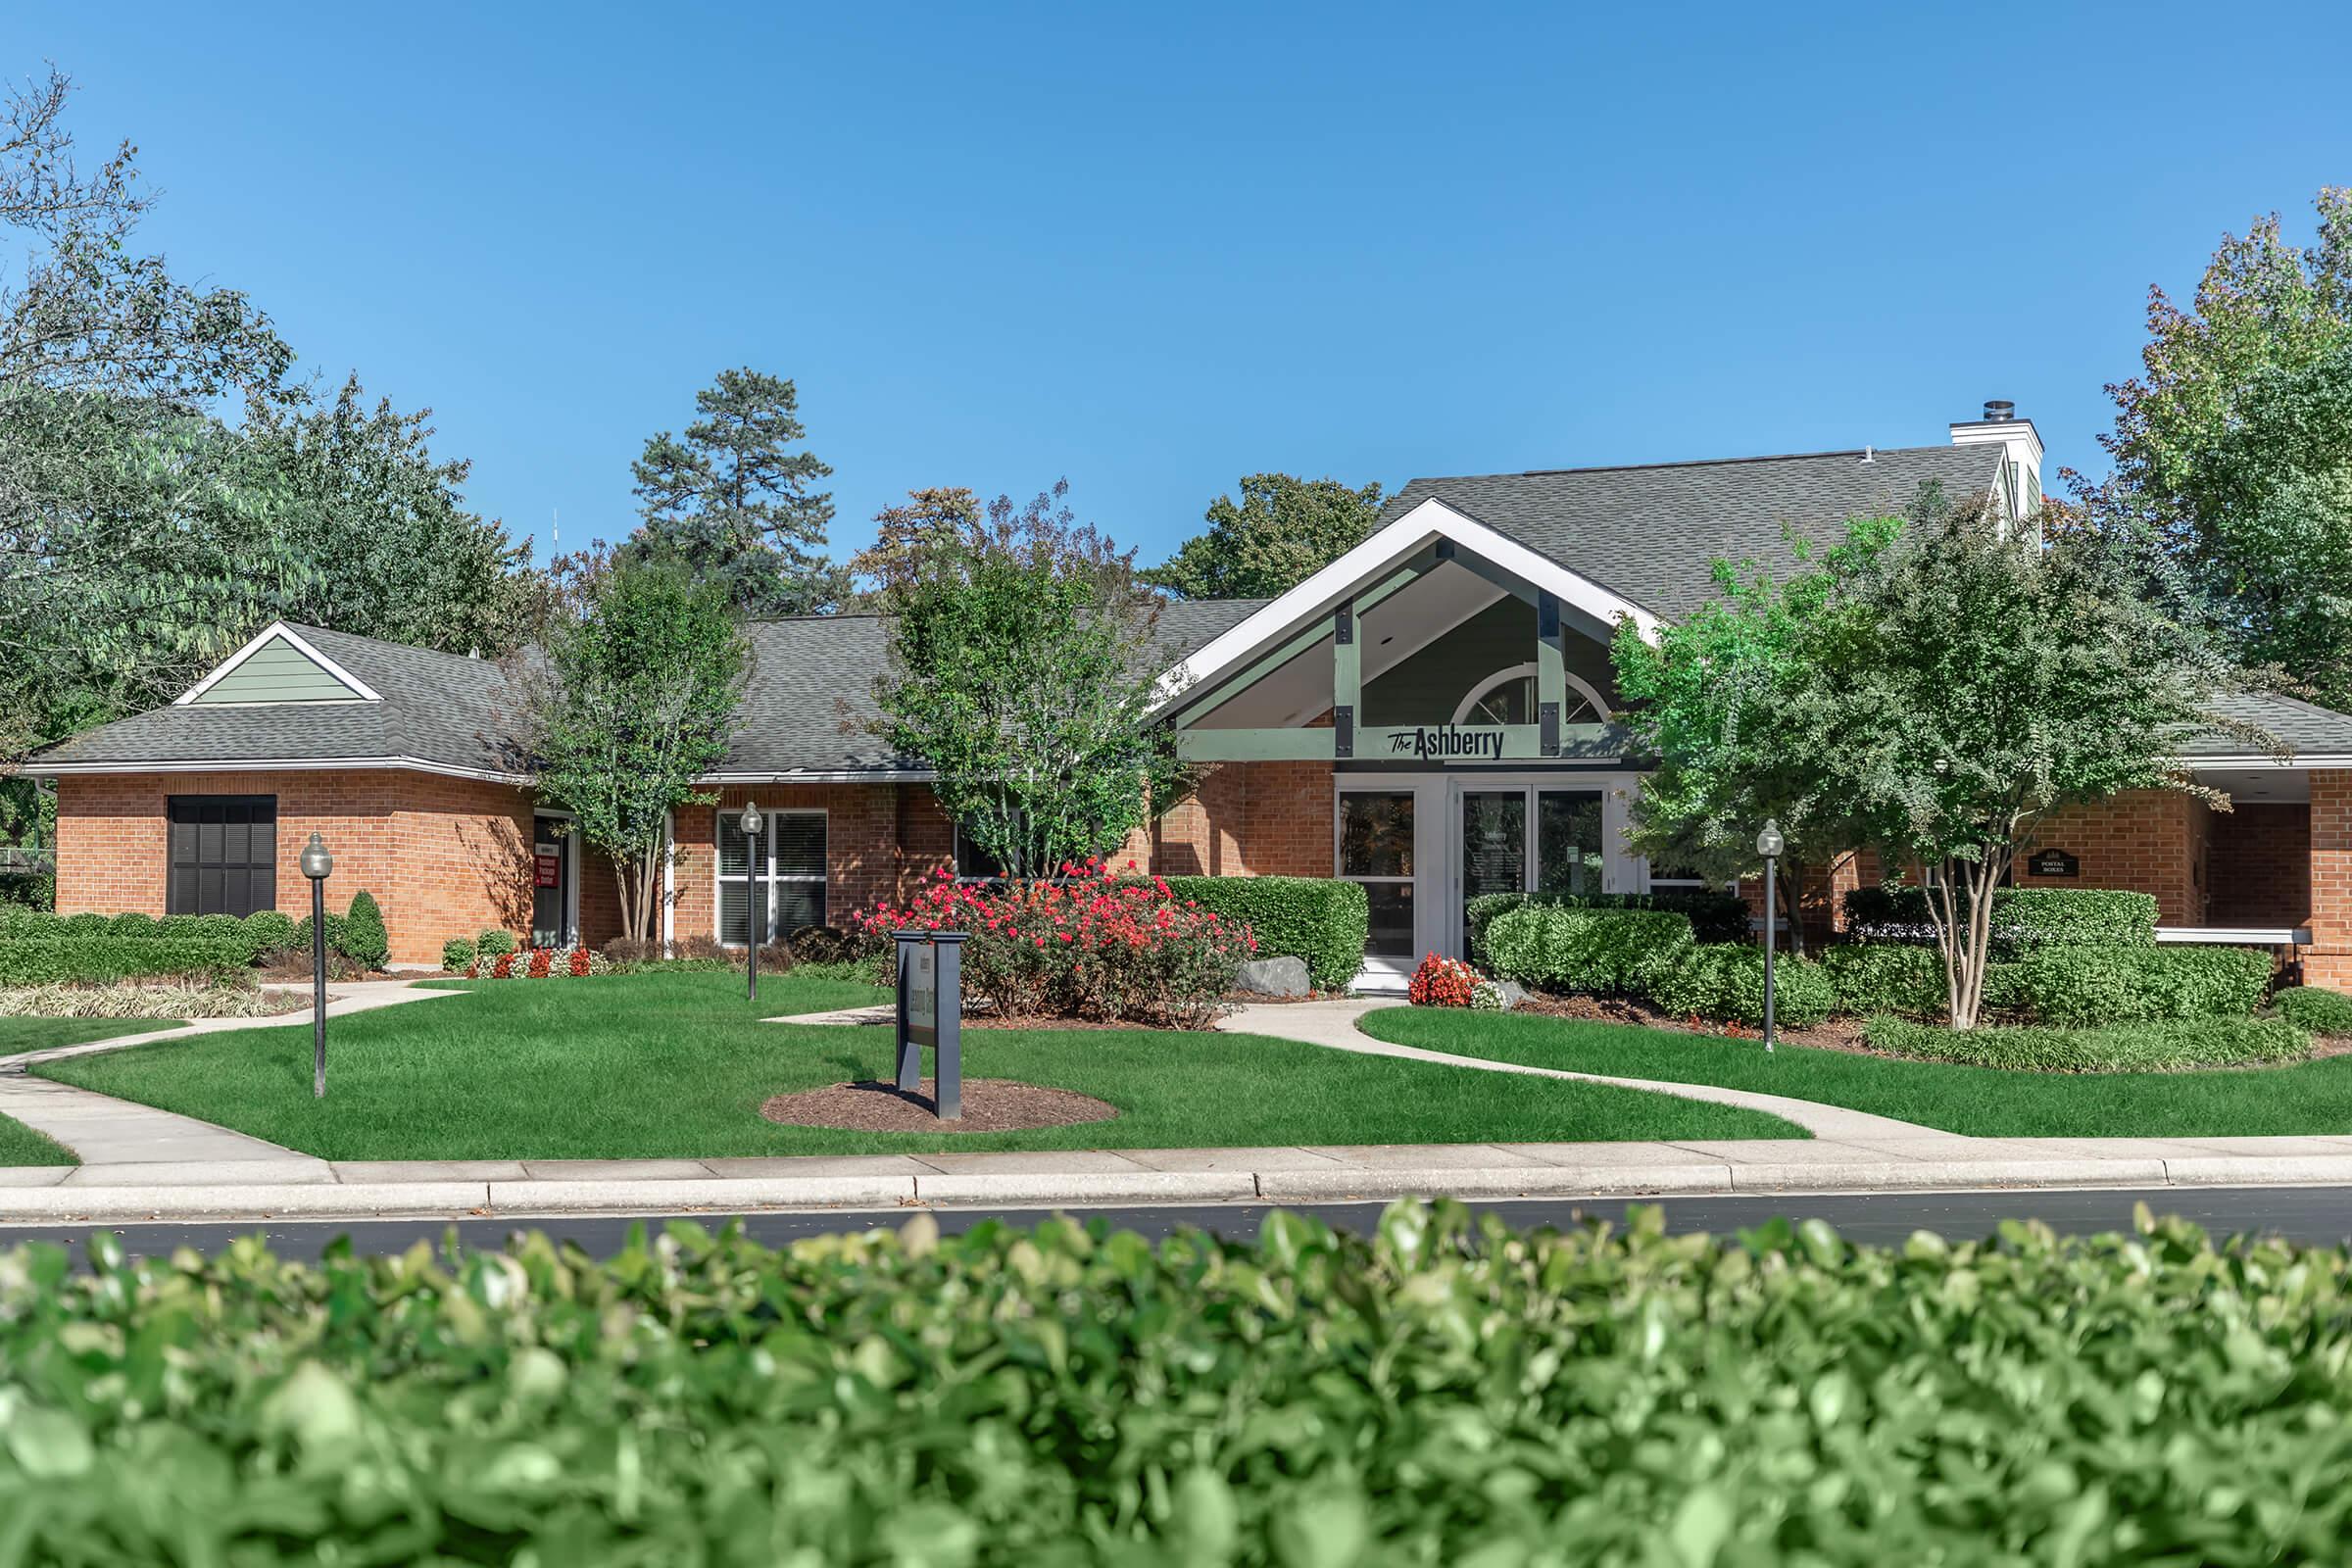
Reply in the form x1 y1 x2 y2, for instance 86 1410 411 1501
1216 1000 1963 1143
0 980 462 1178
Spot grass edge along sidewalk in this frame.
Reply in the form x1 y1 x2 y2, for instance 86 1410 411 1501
1361 1006 2352 1140
25 971 1804 1161
1 1201 2349 1562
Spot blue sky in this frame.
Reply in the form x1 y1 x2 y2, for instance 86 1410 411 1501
15 2 2352 568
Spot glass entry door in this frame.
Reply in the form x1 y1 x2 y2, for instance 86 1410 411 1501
530 816 572 948
1453 784 1611 951
1460 791 1528 936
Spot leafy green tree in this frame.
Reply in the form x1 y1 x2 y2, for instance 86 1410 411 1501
872 482 1181 878
2076 188 2352 700
242 373 534 657
627 368 849 614
1142 473 1386 600
1806 501 2267 1029
1611 521 1897 956
522 554 750 941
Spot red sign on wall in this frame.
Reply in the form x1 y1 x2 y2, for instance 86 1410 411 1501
533 844 561 889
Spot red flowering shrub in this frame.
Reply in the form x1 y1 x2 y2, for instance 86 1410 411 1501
492 951 515 979
527 947 553 979
1409 953 1479 1007
858 859 1255 1027
569 946 593 978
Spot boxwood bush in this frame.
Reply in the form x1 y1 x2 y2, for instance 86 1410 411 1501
1865 1013 2309 1071
1164 875 1368 991
340 890 391 969
2017 943 2273 1025
1647 944 1835 1028
1468 888 1749 960
1483 906 1693 994
1844 884 2159 955
0 936 252 986
2276 985 2352 1035
8 1204 2352 1563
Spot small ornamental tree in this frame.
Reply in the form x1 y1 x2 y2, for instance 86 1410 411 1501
522 553 749 941
1802 500 2275 1029
1610 520 1896 956
870 481 1183 879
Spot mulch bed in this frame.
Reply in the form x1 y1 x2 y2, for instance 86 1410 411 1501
1511 990 1871 1053
759 1077 1119 1133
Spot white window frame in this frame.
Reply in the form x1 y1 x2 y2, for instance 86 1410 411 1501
1335 786 1422 971
712 805 828 945
1450 662 1612 726
531 808 582 948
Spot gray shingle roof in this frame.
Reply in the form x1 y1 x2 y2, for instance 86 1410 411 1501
2183 691 2352 759
1382 444 2009 620
29 601 1272 780
27 625 528 777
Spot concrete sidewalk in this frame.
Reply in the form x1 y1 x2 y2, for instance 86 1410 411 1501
4 1132 2352 1223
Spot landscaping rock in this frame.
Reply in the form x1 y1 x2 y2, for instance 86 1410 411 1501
1235 956 1312 997
1494 980 1526 1010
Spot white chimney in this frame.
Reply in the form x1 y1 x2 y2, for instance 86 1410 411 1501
1949 399 2044 530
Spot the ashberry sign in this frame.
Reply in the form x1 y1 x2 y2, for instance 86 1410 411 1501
1387 725 1507 760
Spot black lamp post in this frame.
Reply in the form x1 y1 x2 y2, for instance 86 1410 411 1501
299 830 333 1098
740 803 765 1001
1756 817 1784 1055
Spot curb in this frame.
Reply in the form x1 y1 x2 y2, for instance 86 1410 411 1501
12 1152 2352 1223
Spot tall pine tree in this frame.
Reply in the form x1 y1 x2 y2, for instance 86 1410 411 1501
626 368 849 613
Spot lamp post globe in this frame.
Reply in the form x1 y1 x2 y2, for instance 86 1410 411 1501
1755 818 1784 859
740 805 765 1000
300 831 333 882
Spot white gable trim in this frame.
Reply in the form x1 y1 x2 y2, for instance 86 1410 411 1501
1154 498 1664 710
173 622 383 706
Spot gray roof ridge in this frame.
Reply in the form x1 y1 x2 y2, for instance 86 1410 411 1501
1403 442 1978 487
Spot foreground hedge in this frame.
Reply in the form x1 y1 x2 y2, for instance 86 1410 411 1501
7 1205 2352 1563
0 907 302 964
1165 874 1367 990
0 936 252 985
1648 943 1835 1028
1865 1013 2310 1071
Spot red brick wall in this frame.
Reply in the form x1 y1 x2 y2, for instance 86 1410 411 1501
2014 790 2205 925
1134 762 1335 878
54 769 540 967
669 782 948 943
2306 771 2352 990
2208 804 2311 928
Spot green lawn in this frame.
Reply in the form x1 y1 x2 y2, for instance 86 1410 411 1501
29 971 1801 1159
0 1016 182 1054
0 1112 74 1165
1362 1006 2352 1139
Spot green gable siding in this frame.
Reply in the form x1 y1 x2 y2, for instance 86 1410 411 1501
1362 598 1616 725
189 636 367 704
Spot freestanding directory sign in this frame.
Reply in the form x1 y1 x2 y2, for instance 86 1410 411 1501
894 929 966 1120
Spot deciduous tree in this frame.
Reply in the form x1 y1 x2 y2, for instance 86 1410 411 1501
871 482 1182 878
1142 473 1385 600
522 554 750 942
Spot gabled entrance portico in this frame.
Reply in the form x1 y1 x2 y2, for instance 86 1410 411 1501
1155 498 1670 987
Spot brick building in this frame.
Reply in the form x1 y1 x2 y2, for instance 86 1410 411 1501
28 406 2352 987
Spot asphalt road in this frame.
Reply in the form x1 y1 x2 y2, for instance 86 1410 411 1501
4 1184 2352 1264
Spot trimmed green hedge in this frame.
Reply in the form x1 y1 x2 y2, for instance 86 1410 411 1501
10 1205 2352 1561
1844 884 2160 955
1468 888 1749 958
0 909 302 965
1865 1013 2310 1071
0 936 252 986
1484 906 1693 995
2276 985 2352 1035
1647 944 1835 1028
1165 875 1368 991
2017 943 2272 1025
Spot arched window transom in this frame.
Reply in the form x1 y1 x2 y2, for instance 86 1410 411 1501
1450 662 1609 727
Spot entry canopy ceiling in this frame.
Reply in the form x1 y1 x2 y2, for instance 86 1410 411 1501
1186 560 1514 729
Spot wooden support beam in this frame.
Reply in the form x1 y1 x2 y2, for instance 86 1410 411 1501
1333 597 1358 759
1537 591 1565 757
